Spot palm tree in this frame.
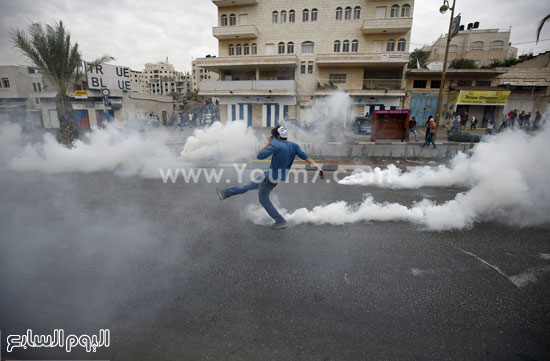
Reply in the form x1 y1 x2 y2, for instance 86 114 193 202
536 13 550 43
11 21 112 146
408 48 430 69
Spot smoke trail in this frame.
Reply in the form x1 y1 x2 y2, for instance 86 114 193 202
246 125 550 231
180 120 261 161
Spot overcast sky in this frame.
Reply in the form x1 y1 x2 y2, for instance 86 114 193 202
0 0 549 73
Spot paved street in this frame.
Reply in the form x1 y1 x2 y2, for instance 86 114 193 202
1 168 549 361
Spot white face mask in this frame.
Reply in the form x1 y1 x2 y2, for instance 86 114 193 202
277 126 288 139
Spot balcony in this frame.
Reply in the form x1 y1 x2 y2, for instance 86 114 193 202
199 80 296 96
213 25 258 40
212 0 257 7
362 18 413 34
316 53 409 66
315 78 405 97
195 55 299 71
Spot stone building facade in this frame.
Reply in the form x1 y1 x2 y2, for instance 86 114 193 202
196 0 414 127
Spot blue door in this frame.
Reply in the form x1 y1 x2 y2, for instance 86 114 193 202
410 94 439 125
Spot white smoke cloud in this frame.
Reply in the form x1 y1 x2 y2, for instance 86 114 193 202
246 125 550 231
180 120 262 161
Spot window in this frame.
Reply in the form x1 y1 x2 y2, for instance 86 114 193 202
251 43 257 55
343 40 350 52
228 44 235 56
397 39 406 51
229 14 236 26
221 14 228 26
2 78 10 88
287 42 294 54
244 43 250 55
413 80 427 88
390 5 399 17
334 40 341 52
449 45 458 53
236 44 242 55
289 10 295 22
430 80 441 88
387 39 395 51
33 83 37 92
272 11 278 23
354 6 361 19
351 39 359 52
329 74 347 84
303 9 309 22
471 41 484 50
240 14 248 25
311 8 318 21
336 7 342 20
308 61 313 74
476 80 491 87
301 61 306 74
376 6 387 19
301 41 314 53
401 4 411 17
344 7 352 20
278 42 285 54
281 10 287 23
491 40 504 50
457 80 472 87
37 83 42 91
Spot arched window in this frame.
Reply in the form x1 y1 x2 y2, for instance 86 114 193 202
301 41 314 54
228 44 235 56
281 10 287 23
401 4 411 17
244 43 250 55
278 42 285 54
354 6 361 19
334 40 341 52
471 41 484 50
344 7 352 20
287 42 294 54
229 14 236 25
289 10 295 22
390 5 399 18
351 39 359 52
221 14 228 26
386 39 395 51
397 39 406 51
311 8 318 21
336 7 343 20
491 40 504 49
251 43 257 55
272 11 278 23
343 40 350 52
236 44 242 55
303 9 309 22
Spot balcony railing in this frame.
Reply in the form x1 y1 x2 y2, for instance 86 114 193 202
362 18 413 34
316 78 405 92
200 80 296 94
213 24 258 40
316 53 409 66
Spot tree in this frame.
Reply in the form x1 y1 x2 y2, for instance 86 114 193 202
407 48 430 69
449 58 478 69
11 21 112 146
536 13 550 43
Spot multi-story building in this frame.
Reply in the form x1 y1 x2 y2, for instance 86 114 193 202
422 26 518 68
196 0 414 127
133 61 189 97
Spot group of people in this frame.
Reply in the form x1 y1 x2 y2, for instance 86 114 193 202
499 110 543 132
407 116 437 148
173 104 220 131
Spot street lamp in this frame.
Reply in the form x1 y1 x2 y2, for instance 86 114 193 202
434 0 457 130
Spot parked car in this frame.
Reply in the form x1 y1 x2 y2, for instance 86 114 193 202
352 116 372 135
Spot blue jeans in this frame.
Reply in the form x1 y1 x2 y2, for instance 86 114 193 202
422 132 436 148
224 175 285 223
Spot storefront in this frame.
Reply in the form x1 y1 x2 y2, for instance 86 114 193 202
448 90 511 126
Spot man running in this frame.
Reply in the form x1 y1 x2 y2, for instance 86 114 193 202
216 125 325 229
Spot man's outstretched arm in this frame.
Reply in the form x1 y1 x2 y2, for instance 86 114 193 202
304 157 325 179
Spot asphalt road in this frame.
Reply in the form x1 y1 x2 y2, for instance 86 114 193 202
1 169 549 361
